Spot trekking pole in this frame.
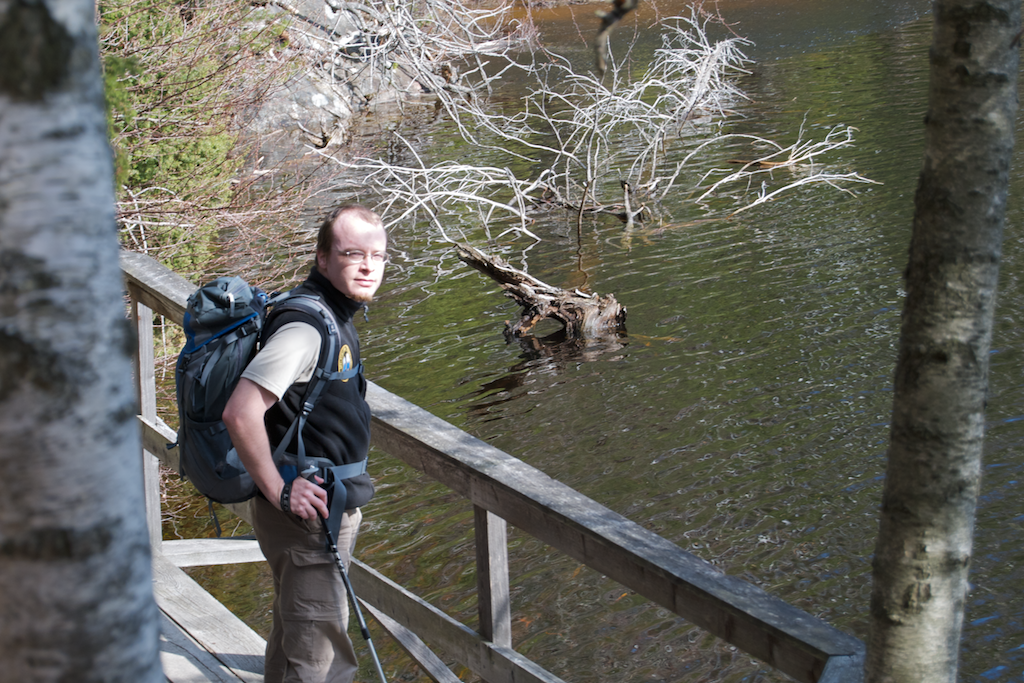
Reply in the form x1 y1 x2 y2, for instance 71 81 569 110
319 515 389 683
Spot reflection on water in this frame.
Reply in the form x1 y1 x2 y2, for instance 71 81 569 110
515 0 926 63
188 3 1024 682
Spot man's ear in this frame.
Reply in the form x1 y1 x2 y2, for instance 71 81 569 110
315 250 325 270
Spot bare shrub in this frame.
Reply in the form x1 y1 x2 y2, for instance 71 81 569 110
317 7 876 245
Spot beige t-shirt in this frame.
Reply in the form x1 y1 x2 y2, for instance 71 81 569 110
240 322 322 400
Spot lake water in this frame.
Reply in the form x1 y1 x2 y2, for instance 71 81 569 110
181 2 1024 681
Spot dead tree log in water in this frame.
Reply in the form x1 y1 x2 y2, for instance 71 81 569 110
456 243 627 339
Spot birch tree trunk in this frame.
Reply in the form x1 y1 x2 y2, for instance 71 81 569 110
866 2 1020 681
0 0 163 680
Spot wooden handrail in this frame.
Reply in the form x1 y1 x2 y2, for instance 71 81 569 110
366 383 864 683
121 250 192 324
123 249 864 683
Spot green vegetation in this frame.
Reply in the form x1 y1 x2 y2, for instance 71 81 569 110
98 0 291 275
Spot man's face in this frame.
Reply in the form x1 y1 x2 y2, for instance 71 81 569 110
316 214 388 302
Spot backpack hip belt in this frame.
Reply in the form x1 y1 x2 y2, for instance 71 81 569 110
276 455 367 484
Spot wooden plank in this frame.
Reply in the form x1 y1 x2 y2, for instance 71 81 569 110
474 506 511 647
133 295 157 420
140 413 179 471
144 449 163 549
160 613 247 683
360 603 462 683
349 560 566 683
819 654 865 683
121 249 194 325
132 294 164 549
153 552 266 683
366 381 864 683
162 538 266 567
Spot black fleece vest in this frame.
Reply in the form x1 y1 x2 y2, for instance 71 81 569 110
263 267 374 509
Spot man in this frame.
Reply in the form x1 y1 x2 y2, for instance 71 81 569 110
223 204 388 683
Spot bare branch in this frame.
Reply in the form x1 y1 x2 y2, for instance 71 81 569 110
313 5 873 250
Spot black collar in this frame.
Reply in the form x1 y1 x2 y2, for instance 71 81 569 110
306 266 365 322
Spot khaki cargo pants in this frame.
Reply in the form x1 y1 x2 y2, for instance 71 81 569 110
252 494 363 683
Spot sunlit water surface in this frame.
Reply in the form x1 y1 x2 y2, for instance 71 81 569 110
179 3 1024 681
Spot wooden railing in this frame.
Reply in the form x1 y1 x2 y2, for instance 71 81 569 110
122 249 865 683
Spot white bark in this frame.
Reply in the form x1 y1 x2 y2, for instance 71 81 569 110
866 1 1020 682
0 0 162 680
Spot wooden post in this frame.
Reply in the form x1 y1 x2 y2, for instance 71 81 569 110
475 506 511 647
130 284 163 549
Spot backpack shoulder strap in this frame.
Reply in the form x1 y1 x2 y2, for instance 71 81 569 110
265 293 360 474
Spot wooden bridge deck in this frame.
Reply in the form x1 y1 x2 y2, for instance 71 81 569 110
154 548 266 683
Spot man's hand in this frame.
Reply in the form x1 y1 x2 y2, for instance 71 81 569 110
224 378 331 519
282 474 330 520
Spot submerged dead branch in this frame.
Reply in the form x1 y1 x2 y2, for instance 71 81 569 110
456 243 627 339
688 124 882 207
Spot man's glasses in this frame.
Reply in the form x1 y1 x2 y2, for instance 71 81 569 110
337 250 390 265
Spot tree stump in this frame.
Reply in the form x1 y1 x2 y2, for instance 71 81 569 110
456 243 627 340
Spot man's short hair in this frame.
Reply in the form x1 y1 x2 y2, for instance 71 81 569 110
316 204 385 257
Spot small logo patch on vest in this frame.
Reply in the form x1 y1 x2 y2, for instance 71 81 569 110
339 344 354 381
